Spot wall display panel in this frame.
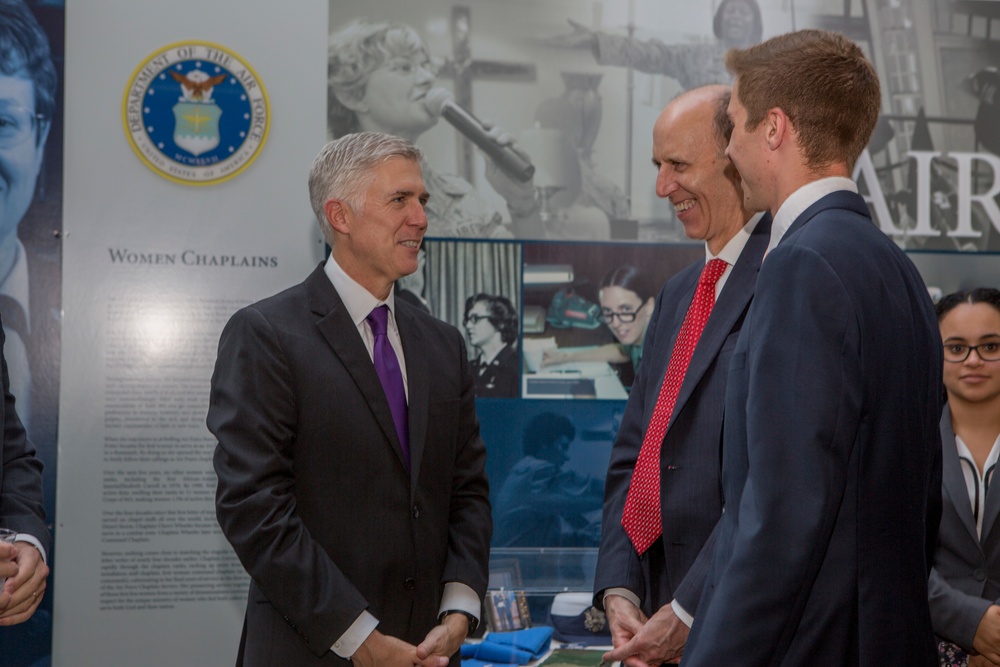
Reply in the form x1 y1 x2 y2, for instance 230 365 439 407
326 0 799 242
325 0 1000 253
0 1 64 663
52 2 328 665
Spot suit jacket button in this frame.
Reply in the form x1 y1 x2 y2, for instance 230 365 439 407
975 568 987 582
412 506 420 519
404 577 416 590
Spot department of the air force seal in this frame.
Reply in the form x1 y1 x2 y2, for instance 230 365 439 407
122 41 269 186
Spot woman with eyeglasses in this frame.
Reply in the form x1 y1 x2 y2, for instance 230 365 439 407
464 293 519 398
929 288 1000 667
541 265 656 379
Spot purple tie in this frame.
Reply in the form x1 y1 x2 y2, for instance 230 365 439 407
366 305 410 468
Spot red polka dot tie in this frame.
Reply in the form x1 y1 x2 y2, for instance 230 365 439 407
622 258 728 555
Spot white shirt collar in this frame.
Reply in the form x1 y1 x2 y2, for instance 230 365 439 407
767 177 857 257
323 254 397 328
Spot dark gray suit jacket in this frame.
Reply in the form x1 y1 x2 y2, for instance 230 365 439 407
210 264 491 666
684 191 942 666
0 317 47 550
929 406 1000 651
593 215 770 615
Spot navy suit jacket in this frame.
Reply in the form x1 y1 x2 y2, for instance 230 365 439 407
210 264 492 666
594 214 770 615
929 406 1000 651
684 191 943 666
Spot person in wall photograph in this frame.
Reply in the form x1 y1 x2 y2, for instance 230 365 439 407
327 18 541 239
464 292 520 398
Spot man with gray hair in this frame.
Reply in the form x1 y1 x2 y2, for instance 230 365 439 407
210 131 492 667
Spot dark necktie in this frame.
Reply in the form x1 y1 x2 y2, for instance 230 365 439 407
622 258 728 554
366 305 410 468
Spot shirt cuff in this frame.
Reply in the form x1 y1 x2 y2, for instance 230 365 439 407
671 598 693 628
15 534 46 564
602 587 641 610
438 581 481 625
331 610 378 659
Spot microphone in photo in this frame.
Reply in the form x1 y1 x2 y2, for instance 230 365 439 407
423 87 535 183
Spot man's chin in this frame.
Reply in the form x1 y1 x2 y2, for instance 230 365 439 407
678 220 705 242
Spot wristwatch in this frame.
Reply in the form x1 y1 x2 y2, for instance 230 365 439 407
440 609 478 634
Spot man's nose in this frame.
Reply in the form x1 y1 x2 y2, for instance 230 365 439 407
410 201 428 228
655 167 676 199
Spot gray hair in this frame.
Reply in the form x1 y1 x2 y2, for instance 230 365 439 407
308 131 423 246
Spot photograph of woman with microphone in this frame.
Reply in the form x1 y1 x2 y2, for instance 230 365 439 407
328 18 543 239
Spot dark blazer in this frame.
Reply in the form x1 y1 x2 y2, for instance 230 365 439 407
472 344 519 398
593 214 770 615
210 264 492 666
683 191 943 666
0 316 47 550
929 406 1000 651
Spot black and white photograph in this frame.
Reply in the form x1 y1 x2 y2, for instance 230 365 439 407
418 238 522 398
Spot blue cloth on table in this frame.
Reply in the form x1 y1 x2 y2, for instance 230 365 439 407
461 626 554 666
461 660 518 667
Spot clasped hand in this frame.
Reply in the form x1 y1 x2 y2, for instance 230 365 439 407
601 596 689 667
351 612 469 667
0 540 48 626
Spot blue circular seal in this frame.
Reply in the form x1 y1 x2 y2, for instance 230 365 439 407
123 41 269 185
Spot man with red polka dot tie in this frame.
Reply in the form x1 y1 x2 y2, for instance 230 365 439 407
594 85 771 667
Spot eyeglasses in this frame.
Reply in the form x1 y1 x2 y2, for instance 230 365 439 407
464 314 491 325
944 342 1000 363
601 306 644 324
0 105 47 149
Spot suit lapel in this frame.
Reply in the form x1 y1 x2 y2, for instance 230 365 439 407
306 266 410 474
395 301 428 493
940 408 980 542
667 214 771 433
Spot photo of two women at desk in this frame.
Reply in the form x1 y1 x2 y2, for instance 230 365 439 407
521 242 702 399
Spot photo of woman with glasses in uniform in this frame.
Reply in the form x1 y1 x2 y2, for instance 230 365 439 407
541 265 656 377
464 293 520 398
